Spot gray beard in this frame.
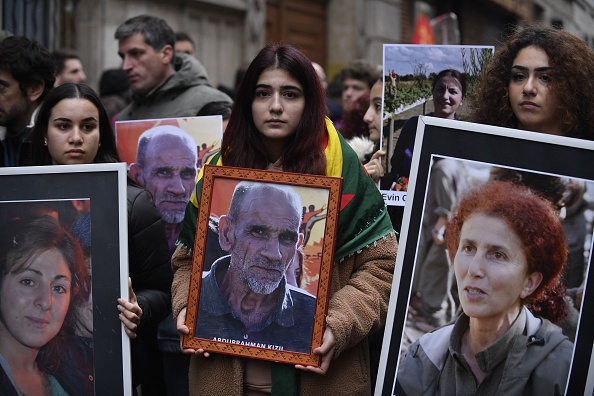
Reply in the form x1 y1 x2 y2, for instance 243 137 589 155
159 210 184 224
246 276 282 295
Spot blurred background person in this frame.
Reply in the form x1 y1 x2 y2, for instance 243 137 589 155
52 49 87 87
114 15 232 121
98 68 131 123
334 59 380 129
0 35 55 167
174 32 195 56
312 61 342 122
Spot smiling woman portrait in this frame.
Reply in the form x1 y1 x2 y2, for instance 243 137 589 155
397 180 573 396
0 216 93 396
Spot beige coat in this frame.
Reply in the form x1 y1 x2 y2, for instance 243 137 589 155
171 232 397 396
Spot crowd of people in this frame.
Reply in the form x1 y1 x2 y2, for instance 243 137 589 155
0 12 591 396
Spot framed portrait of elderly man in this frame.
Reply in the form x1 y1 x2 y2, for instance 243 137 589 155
116 116 223 253
0 163 131 395
376 116 594 396
182 165 342 366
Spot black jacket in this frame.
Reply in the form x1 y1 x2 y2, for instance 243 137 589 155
127 185 173 330
127 185 173 390
0 127 33 167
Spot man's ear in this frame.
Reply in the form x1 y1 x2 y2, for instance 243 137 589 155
26 81 45 103
218 215 235 252
161 44 174 65
129 163 144 186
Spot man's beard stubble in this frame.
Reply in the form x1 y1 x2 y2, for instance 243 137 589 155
159 209 185 224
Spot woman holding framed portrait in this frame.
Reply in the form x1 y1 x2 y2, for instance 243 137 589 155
30 82 173 394
172 43 397 395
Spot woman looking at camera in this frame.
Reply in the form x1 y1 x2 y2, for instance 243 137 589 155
172 43 396 395
30 82 173 393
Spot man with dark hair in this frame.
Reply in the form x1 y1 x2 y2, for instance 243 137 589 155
0 35 55 166
52 50 87 86
338 59 380 113
114 15 232 121
174 32 195 56
115 15 232 395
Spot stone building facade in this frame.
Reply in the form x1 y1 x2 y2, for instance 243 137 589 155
2 0 593 92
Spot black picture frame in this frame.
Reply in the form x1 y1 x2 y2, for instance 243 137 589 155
0 163 131 395
376 116 594 396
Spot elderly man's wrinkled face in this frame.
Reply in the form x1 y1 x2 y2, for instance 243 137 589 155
135 135 197 224
225 187 302 295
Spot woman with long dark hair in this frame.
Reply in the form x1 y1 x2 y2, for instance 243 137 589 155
30 82 173 393
172 43 396 395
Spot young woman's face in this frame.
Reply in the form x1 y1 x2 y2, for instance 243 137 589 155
432 75 464 119
454 214 542 328
0 248 72 350
508 46 563 135
251 68 305 161
363 81 383 143
46 98 101 165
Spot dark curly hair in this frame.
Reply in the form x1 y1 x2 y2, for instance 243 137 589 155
471 23 594 140
446 180 568 323
0 35 55 103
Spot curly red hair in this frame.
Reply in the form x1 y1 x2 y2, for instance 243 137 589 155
446 180 568 323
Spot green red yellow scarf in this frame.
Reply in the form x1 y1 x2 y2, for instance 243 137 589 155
178 118 394 259
177 118 393 395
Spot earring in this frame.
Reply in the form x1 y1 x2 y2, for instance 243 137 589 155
98 142 101 147
43 137 48 146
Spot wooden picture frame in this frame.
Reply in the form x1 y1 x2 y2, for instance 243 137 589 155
376 116 594 396
182 165 342 366
0 163 131 395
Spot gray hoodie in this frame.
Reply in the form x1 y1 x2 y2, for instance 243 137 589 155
396 307 573 396
116 53 232 121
